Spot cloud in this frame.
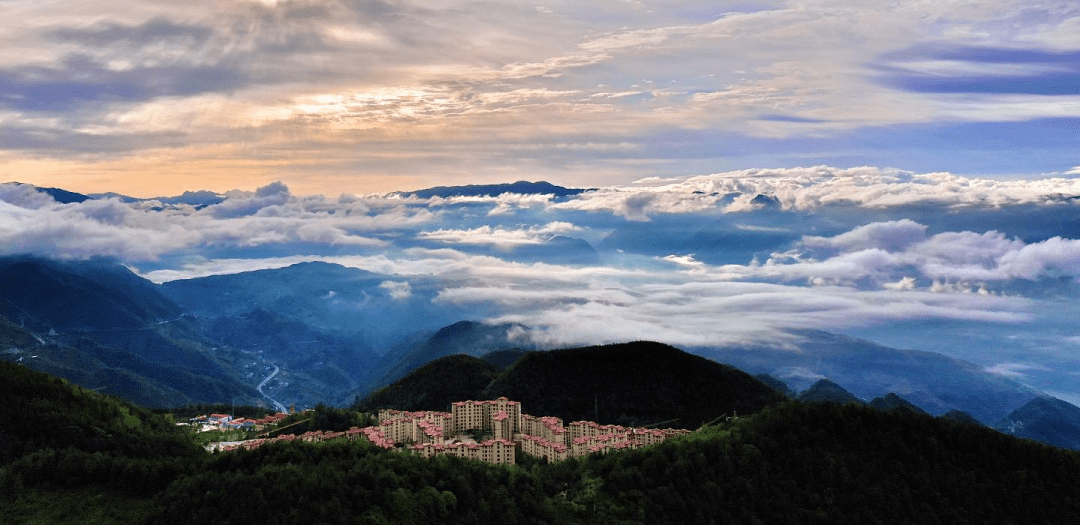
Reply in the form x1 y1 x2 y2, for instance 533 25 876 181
877 46 1080 95
417 222 582 248
207 181 292 218
379 280 411 300
984 363 1051 379
0 183 59 209
0 196 199 260
883 276 917 291
4 2 1080 194
801 220 927 253
549 167 1080 220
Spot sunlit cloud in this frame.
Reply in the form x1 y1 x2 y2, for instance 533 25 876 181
1 1 1078 195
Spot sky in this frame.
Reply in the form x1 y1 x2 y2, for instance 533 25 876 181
2 1 1080 404
1 0 1079 196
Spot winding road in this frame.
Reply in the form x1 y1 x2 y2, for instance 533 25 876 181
257 365 288 413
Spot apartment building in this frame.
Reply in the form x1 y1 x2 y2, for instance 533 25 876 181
520 434 568 463
451 397 520 434
521 414 567 444
363 397 690 465
373 410 453 445
411 438 516 465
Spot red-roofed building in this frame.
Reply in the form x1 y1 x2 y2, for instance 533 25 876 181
451 397 520 435
366 397 690 464
520 434 568 463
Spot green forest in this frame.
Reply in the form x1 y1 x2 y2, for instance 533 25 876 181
5 359 1080 524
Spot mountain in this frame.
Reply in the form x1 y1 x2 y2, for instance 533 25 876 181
9 358 1080 524
941 409 983 426
355 354 499 412
0 360 204 523
508 235 600 265
755 373 795 397
150 190 226 208
404 180 586 199
356 341 785 427
481 348 530 370
367 320 531 391
0 360 200 464
596 212 800 266
0 256 259 407
159 261 477 352
700 329 1039 424
482 341 785 427
996 396 1080 451
573 401 1080 523
0 256 181 331
1 182 90 204
798 379 863 405
869 392 929 415
204 308 380 407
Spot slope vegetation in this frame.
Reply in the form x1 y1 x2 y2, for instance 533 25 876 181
356 354 499 413
0 257 258 407
7 360 1080 524
482 341 785 426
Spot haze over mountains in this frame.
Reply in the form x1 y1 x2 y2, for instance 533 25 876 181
4 175 1080 449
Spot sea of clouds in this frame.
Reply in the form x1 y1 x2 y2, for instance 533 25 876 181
3 166 1080 400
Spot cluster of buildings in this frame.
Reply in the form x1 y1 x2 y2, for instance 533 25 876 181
209 397 691 465
188 412 290 432
356 397 691 465
215 427 364 452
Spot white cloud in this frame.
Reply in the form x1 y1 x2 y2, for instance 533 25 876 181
984 362 1051 379
417 222 582 248
548 167 1080 220
0 184 60 209
883 276 917 291
802 220 928 253
379 280 412 300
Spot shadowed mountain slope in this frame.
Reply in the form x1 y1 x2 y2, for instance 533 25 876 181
798 379 863 405
870 392 930 415
355 354 499 413
997 396 1080 451
0 256 181 331
368 321 530 391
0 256 258 407
481 341 785 427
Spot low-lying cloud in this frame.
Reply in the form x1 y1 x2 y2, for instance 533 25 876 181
1 169 1078 356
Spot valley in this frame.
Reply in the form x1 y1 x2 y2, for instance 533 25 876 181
4 253 1080 452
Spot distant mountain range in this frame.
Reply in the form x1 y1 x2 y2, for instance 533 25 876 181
159 261 485 354
4 180 583 205
0 256 258 407
398 180 587 199
699 330 1039 425
5 254 1080 450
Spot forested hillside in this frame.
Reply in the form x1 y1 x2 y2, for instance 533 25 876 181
481 342 785 426
6 359 1080 524
0 256 260 407
355 354 499 413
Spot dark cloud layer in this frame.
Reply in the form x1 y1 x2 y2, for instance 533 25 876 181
0 54 246 112
878 46 1080 95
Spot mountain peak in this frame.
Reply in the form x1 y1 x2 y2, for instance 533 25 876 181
404 181 586 199
996 396 1080 450
798 379 863 405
